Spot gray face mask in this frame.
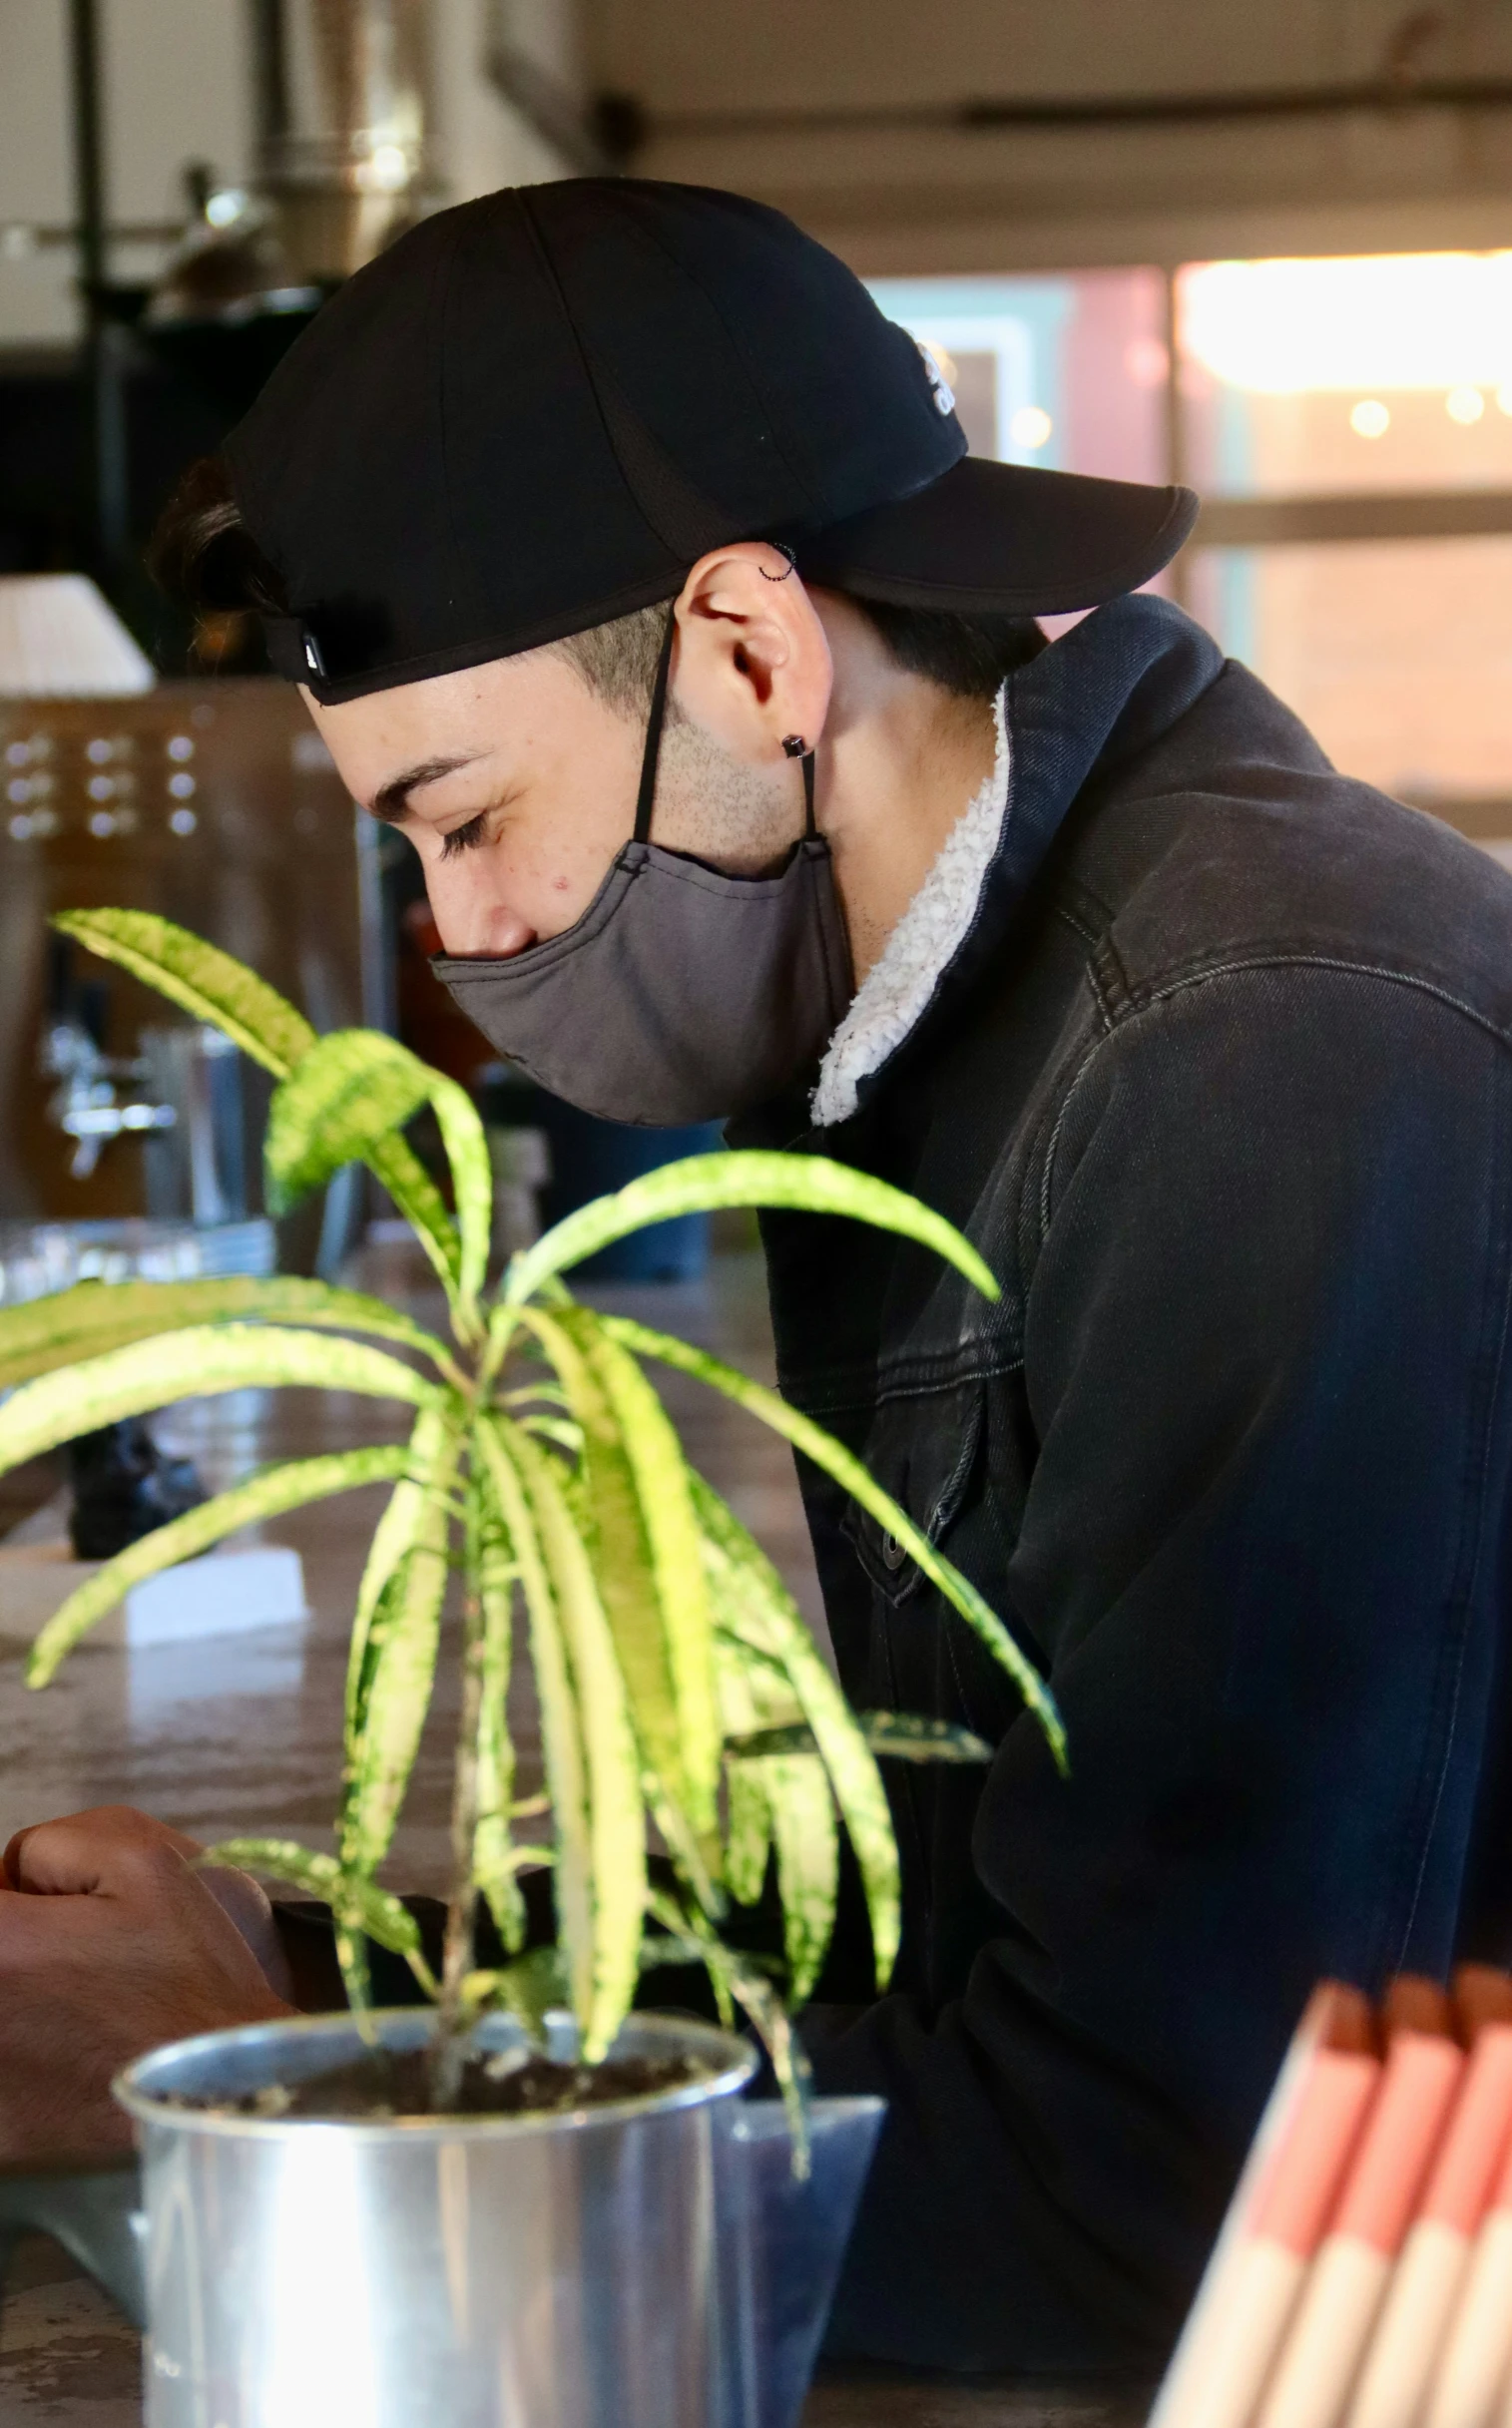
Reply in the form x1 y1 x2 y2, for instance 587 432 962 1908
432 617 853 1127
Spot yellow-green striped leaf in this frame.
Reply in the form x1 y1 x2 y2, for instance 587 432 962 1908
203 1837 436 1997
56 908 462 1297
52 909 315 1075
725 1759 772 1905
730 1713 995 1765
521 1310 701 1849
472 1475 525 1953
363 1133 465 1294
475 1417 595 2030
343 1403 463 1737
505 1150 1000 1306
339 1461 455 1875
621 1323 1067 1776
483 1415 645 2058
0 1324 436 1480
264 1031 489 1310
762 1751 838 2005
554 1307 721 1834
0 1273 450 1393
27 1445 410 1687
695 1473 900 1992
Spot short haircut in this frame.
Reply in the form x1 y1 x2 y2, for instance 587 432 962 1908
150 455 1045 707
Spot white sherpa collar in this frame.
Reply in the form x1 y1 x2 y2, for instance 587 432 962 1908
810 685 1010 1129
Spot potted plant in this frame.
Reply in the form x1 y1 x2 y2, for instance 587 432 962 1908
0 909 1065 2428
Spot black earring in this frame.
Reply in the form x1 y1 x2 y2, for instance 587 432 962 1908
781 733 807 758
758 543 797 582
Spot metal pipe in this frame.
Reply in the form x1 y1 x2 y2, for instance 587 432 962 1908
66 0 130 580
617 72 1512 152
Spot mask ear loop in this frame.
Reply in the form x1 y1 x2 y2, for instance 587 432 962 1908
637 601 817 845
633 607 679 846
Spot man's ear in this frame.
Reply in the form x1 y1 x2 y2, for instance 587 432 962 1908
672 544 833 767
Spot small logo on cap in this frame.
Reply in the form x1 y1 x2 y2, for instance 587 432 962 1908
915 339 956 417
301 630 326 678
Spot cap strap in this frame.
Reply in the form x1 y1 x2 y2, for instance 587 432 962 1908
801 749 816 837
633 607 678 845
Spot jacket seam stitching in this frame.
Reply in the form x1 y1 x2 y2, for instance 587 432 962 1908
1039 954 1512 1240
790 1354 1024 1420
1127 954 1512 1051
1039 1033 1111 1242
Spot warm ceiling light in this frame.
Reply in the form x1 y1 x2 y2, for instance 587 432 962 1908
1349 399 1390 438
1446 384 1486 424
1179 253 1512 393
1009 404 1053 450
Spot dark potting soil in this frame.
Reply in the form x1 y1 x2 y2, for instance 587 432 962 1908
176 2046 707 2123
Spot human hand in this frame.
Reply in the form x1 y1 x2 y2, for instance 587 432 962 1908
0 1804 296 2162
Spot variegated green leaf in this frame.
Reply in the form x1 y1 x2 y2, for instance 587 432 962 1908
506 1150 999 1306
551 1307 721 1835
521 1310 702 1853
52 909 315 1076
465 1945 567 2040
762 1752 838 2004
482 1415 645 2058
264 1030 489 1311
56 909 462 1297
342 1404 462 1737
339 1425 460 1875
475 1417 595 2031
203 1837 437 1998
645 1887 812 2168
27 1445 411 1686
0 1273 451 1393
695 1474 900 1992
473 1476 525 1953
364 1133 465 1295
0 1324 436 1480
621 1325 1067 1776
725 1759 772 1905
731 1713 995 1765
265 1027 488 1306
265 1028 431 1210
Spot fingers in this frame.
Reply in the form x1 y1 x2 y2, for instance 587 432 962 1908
3 1808 294 2000
6 1805 203 1896
197 1866 296 2004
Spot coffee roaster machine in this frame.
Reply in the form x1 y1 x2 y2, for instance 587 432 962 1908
0 680 380 1284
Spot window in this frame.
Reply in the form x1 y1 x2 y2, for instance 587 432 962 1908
870 254 1512 827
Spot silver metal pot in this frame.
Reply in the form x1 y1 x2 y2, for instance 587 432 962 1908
105 2006 882 2428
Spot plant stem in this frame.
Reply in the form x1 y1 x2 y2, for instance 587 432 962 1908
431 1475 487 2109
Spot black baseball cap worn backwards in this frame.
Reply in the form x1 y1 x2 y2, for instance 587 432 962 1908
225 179 1199 705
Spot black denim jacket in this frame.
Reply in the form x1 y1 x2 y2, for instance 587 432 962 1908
730 595 1512 2373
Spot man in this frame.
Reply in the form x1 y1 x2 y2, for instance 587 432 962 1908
6 179 1512 2376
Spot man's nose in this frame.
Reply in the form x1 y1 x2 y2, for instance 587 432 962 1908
425 877 538 959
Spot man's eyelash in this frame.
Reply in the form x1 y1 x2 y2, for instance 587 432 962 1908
439 813 488 860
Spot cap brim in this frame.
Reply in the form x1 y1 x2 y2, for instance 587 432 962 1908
797 456 1198 619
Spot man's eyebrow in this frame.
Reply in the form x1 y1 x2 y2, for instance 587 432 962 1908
369 753 485 824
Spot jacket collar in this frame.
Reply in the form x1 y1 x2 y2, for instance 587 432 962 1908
732 595 1224 1150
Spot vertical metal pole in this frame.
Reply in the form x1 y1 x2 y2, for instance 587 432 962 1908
250 0 291 175
68 0 130 580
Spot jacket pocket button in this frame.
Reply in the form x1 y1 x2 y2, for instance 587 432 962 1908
881 1530 907 1571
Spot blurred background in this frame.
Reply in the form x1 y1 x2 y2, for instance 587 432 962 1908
0 0 1509 1978
3 0 1512 1259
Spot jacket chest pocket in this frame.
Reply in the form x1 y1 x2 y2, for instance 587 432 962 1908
840 1380 986 1609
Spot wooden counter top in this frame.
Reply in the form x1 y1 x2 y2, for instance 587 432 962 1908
0 2234 1151 2426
